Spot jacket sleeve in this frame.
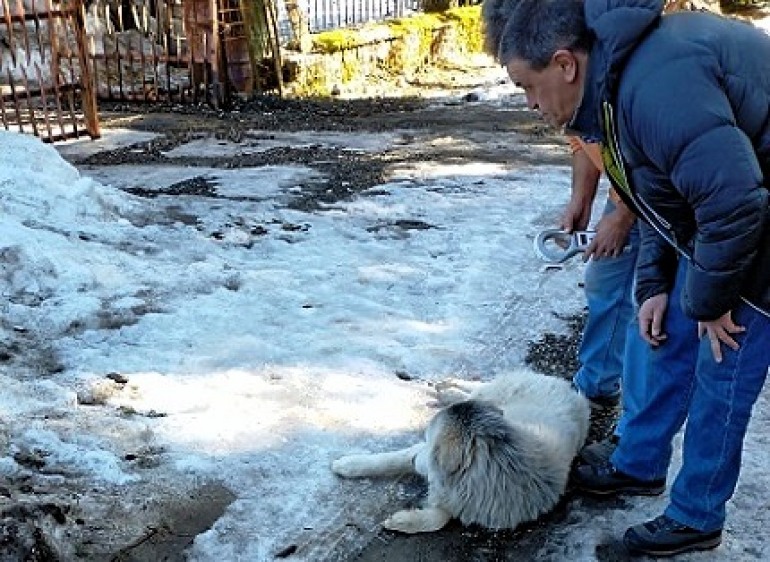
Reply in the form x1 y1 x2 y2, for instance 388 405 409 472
621 54 766 320
635 220 678 306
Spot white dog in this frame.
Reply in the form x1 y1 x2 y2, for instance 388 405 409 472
332 369 590 533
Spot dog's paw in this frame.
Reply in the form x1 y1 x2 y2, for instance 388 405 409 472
382 508 451 534
382 510 426 534
331 455 370 478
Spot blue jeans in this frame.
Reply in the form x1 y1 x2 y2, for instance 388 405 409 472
572 201 649 436
612 260 770 532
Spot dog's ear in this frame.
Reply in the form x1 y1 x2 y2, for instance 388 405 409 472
431 418 474 476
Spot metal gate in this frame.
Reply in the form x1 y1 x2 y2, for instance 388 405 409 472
1 0 283 142
1 0 99 142
84 0 282 106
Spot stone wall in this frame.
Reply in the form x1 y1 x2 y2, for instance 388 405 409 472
281 7 483 98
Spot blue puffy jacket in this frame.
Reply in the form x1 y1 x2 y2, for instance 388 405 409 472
570 0 770 320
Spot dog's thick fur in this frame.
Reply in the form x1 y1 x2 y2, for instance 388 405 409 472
332 369 589 533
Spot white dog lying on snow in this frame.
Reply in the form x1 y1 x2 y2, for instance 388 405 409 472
332 369 590 533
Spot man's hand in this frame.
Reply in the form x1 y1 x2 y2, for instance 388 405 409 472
584 206 635 261
698 312 745 363
560 197 592 233
639 293 669 346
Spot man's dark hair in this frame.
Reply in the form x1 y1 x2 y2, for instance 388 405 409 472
493 0 592 69
481 0 522 59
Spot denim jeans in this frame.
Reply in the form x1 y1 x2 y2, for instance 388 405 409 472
612 259 770 532
572 201 649 436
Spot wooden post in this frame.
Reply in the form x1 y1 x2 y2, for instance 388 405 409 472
71 0 100 138
183 0 219 103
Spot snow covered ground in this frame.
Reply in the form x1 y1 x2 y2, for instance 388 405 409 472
1 56 769 560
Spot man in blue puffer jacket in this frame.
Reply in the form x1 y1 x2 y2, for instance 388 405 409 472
488 0 770 556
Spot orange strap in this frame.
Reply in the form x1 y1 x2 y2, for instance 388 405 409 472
567 135 620 203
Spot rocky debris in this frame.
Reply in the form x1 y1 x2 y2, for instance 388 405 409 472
525 311 584 378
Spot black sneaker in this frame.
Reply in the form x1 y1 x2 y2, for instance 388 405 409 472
572 461 665 496
624 515 722 556
579 435 619 466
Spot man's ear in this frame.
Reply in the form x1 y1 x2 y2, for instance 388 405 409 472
552 49 579 83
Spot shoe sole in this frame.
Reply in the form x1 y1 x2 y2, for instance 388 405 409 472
624 534 722 556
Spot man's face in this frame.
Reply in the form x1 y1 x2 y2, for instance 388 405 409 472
506 51 584 129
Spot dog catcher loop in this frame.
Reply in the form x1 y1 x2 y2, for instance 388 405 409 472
534 229 597 263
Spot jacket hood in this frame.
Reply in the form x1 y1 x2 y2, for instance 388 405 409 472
568 0 665 138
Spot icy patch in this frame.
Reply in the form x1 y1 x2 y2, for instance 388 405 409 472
12 428 137 485
55 128 162 160
80 164 320 199
163 130 411 158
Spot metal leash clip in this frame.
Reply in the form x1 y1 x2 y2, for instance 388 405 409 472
534 229 596 263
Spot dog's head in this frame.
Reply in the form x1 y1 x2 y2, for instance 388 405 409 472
426 400 512 478
421 384 581 529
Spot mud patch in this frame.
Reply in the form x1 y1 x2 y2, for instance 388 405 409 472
110 482 236 562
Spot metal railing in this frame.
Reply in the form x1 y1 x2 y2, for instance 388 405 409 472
303 0 419 33
1 0 99 142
